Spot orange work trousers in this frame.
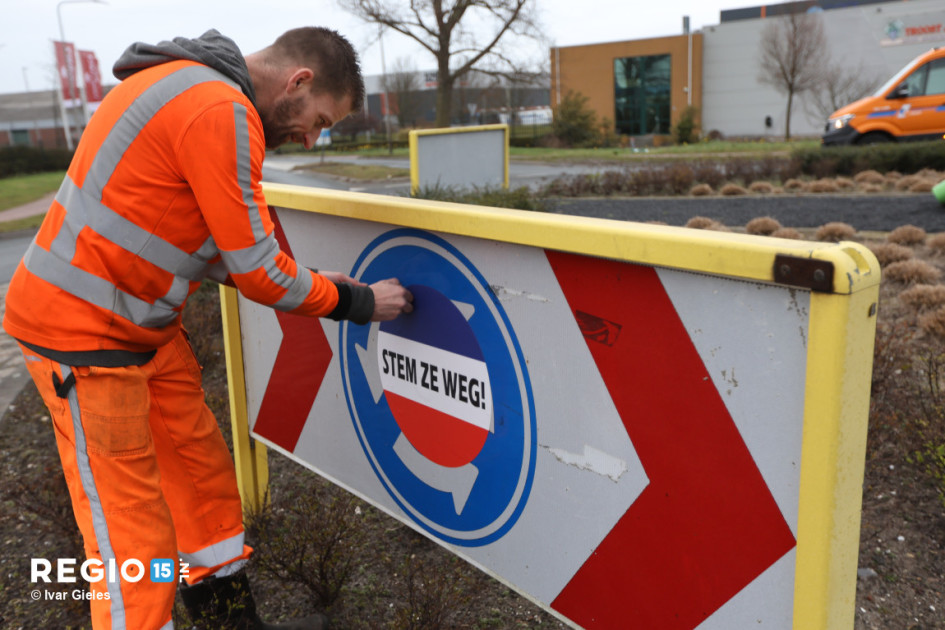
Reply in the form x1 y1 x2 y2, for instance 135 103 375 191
20 329 251 630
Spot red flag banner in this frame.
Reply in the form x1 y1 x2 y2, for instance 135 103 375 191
53 40 79 103
79 50 103 103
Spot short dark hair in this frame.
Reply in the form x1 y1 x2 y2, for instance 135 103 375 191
271 27 365 112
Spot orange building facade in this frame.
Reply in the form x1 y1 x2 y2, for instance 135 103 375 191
550 33 703 138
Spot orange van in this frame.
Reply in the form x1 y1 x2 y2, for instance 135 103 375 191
822 46 945 145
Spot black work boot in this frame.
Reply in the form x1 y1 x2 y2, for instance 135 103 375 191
179 568 328 630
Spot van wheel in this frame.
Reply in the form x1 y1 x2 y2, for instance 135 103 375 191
857 132 893 145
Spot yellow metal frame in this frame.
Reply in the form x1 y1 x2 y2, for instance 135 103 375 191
220 284 269 515
223 182 880 629
408 124 510 194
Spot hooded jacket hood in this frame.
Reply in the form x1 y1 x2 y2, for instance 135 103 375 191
112 29 256 105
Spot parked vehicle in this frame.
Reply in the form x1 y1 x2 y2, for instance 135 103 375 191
822 47 945 145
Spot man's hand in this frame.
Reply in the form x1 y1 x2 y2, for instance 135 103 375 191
370 278 414 321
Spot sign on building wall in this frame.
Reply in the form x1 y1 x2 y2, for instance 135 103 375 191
409 124 509 193
223 183 880 630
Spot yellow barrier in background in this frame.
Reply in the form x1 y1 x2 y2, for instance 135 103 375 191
408 124 510 194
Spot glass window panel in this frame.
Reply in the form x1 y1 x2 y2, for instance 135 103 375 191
925 59 945 96
11 129 30 146
614 54 671 136
904 63 928 97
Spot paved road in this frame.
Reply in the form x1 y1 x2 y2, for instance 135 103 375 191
0 233 35 421
262 153 608 196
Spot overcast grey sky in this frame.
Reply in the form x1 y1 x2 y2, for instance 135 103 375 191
0 0 743 95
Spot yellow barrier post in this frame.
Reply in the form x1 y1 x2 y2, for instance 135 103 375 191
220 284 269 515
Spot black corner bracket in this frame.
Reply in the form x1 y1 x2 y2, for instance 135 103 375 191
773 254 835 293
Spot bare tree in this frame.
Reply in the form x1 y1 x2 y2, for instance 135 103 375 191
804 62 882 127
757 11 827 140
338 0 543 127
383 57 423 128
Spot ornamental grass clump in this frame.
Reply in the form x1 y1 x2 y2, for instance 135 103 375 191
854 170 885 185
719 183 748 196
771 227 802 240
685 216 723 230
808 178 840 193
928 233 945 256
918 306 945 340
835 176 856 190
783 178 806 192
869 243 914 267
815 222 857 242
888 225 927 246
883 259 943 285
745 216 782 236
895 175 923 191
899 284 945 312
689 183 714 196
909 179 935 193
748 181 775 194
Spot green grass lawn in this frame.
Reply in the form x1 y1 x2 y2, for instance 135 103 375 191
284 138 821 163
0 171 63 232
0 171 63 211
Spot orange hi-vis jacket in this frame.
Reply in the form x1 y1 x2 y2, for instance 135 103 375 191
4 57 361 356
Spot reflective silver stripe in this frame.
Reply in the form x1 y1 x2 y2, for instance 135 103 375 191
218 234 281 275
158 620 174 630
232 102 267 242
24 242 179 328
84 65 239 198
271 262 313 311
226 102 311 310
212 558 247 579
194 236 219 261
147 277 191 327
52 176 216 281
218 234 313 311
60 365 127 629
178 531 245 569
34 64 238 328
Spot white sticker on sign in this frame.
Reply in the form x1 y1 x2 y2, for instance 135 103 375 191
377 330 492 432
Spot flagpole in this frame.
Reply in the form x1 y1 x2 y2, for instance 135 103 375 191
56 0 107 149
52 40 74 151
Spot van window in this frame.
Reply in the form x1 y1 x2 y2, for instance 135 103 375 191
903 63 928 96
902 58 945 97
925 59 945 95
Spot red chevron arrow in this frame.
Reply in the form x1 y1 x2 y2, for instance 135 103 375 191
251 209 333 452
546 251 796 630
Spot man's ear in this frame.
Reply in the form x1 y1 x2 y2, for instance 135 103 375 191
286 68 315 93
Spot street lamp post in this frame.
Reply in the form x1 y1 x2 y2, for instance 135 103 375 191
22 68 40 146
56 0 106 150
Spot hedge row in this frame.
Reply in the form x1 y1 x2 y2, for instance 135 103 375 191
793 140 945 178
0 146 73 179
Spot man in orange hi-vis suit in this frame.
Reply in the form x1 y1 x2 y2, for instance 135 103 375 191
4 27 413 630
